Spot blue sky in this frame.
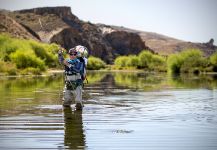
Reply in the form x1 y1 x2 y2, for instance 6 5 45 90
0 0 217 44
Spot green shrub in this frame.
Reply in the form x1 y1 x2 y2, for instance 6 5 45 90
210 52 217 66
0 34 18 61
210 52 217 72
167 54 182 73
87 56 106 70
0 34 60 74
10 50 46 71
149 55 167 71
167 49 206 74
138 50 166 71
0 61 7 72
7 68 17 75
126 55 139 67
0 61 17 75
138 51 153 68
114 56 130 68
30 41 57 67
113 50 166 71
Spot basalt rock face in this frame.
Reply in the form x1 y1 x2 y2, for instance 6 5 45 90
1 6 216 63
104 31 148 56
2 6 150 63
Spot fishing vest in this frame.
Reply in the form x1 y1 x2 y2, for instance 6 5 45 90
64 59 84 90
64 59 84 76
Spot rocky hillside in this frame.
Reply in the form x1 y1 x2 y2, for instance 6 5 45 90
108 25 216 56
0 6 216 63
0 12 39 40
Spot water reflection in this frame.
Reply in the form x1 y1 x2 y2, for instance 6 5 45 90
0 75 64 112
169 74 217 89
113 72 217 90
63 107 85 149
114 72 165 90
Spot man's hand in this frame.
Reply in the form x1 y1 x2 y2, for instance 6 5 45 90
63 60 69 66
58 49 63 56
58 47 65 64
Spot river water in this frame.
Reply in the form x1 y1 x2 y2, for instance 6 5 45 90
0 72 217 150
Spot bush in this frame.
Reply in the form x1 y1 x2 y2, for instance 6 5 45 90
87 56 106 70
114 56 130 68
113 50 166 71
167 49 207 74
0 34 60 74
0 61 17 75
210 52 217 66
167 54 182 73
149 55 167 71
138 51 153 68
0 61 7 72
210 52 217 72
0 34 19 61
10 50 46 71
126 55 139 67
138 50 166 71
30 41 58 67
7 68 17 75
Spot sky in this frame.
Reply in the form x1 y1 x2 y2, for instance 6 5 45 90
0 0 217 44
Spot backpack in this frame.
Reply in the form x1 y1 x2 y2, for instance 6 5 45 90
74 45 88 82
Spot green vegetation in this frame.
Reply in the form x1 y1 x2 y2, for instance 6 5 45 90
114 50 166 71
210 52 217 71
138 51 166 71
1 34 217 76
0 34 59 75
10 50 46 71
114 48 217 74
114 56 131 68
167 49 209 74
87 56 106 70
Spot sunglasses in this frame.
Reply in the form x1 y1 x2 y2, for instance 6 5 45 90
69 53 76 56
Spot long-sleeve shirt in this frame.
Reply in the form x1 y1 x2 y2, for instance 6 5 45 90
58 53 84 76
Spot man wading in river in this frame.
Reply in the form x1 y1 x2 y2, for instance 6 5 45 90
58 46 88 110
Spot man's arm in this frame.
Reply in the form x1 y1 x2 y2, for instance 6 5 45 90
58 49 71 67
58 49 65 64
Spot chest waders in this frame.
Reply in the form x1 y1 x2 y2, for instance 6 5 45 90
58 52 85 110
63 61 84 110
65 79 83 90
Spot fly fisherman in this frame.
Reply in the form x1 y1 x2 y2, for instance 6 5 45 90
58 46 87 110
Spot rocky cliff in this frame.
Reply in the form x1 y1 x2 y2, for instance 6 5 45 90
0 6 216 63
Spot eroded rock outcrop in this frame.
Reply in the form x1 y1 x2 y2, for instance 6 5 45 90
0 12 39 40
1 6 216 63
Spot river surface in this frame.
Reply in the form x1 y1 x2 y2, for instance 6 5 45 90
0 72 217 150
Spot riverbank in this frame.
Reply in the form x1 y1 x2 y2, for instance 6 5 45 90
1 68 217 79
